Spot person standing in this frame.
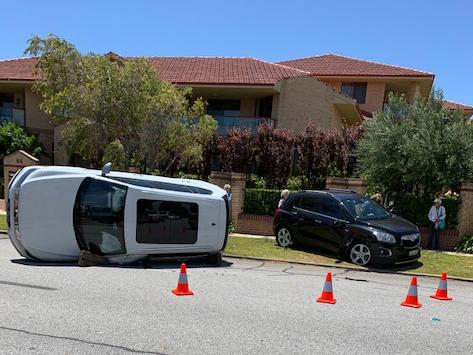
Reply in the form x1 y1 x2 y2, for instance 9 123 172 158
223 184 232 202
427 198 446 250
278 189 289 208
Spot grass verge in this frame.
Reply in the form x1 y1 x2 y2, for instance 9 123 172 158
224 236 473 279
0 214 6 231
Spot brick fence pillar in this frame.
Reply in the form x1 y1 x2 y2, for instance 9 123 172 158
209 171 247 224
326 177 367 195
457 182 473 238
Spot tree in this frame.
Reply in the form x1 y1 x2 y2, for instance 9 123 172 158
357 91 473 196
218 128 253 173
256 122 294 189
25 35 216 173
295 123 331 188
0 122 43 158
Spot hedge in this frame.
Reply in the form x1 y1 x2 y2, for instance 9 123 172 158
243 188 281 215
393 195 460 229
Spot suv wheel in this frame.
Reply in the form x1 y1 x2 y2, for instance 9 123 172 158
276 226 293 247
349 243 372 266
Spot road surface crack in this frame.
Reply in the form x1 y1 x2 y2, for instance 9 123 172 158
0 326 167 354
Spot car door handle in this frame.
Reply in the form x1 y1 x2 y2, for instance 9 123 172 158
291 211 298 215
314 219 322 224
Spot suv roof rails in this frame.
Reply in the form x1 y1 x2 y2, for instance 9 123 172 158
301 188 358 194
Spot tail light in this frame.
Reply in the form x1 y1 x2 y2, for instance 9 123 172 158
274 208 281 217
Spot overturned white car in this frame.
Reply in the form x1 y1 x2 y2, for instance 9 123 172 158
7 165 229 264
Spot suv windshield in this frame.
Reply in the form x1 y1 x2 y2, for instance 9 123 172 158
341 196 390 220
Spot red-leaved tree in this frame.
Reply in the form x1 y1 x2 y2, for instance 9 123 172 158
256 122 295 189
218 128 254 173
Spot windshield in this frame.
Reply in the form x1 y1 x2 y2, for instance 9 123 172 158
74 178 128 255
341 196 390 221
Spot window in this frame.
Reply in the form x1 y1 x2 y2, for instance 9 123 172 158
108 177 212 195
341 196 390 221
74 178 127 255
299 196 319 213
317 196 341 219
258 96 273 118
298 195 341 218
341 83 367 104
137 199 198 244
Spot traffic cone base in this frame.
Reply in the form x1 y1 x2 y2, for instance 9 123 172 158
430 272 452 301
316 272 336 304
401 277 422 308
172 263 194 296
401 300 422 308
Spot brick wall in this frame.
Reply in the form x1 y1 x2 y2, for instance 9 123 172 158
325 177 367 195
236 213 274 236
419 227 460 251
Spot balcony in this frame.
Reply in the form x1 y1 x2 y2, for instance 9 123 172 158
215 116 272 135
0 107 25 126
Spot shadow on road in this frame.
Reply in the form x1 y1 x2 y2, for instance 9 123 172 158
10 257 233 270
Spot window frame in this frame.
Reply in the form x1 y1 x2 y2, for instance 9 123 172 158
341 82 367 104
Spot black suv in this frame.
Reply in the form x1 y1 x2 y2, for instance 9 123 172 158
273 190 421 266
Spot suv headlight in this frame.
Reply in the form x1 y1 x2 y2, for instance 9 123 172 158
370 228 396 244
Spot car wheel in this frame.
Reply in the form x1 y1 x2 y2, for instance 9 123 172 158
207 252 223 266
349 243 372 266
276 226 293 248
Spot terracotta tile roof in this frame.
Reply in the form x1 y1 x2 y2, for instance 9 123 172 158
0 58 38 81
0 56 310 85
278 54 434 77
143 57 310 85
442 100 473 111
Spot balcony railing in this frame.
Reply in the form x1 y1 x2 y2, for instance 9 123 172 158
215 116 272 135
0 107 25 126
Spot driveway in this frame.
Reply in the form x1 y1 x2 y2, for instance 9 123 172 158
0 238 472 354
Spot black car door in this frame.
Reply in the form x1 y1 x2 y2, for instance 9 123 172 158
310 196 346 253
293 195 325 249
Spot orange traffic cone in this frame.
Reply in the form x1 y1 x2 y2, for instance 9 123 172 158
401 277 422 308
316 272 336 304
430 272 452 301
172 263 194 296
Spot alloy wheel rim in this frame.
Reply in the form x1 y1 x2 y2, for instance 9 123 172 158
350 244 371 265
277 228 291 247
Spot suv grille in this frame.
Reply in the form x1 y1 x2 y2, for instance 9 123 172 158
401 233 420 249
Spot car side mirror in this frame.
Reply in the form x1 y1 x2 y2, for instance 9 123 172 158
101 162 112 177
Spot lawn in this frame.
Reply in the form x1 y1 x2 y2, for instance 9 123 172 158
224 236 473 279
0 214 6 231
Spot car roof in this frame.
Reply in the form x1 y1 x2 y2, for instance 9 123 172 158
291 189 362 201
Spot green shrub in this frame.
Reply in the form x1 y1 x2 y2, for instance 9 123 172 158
456 235 473 254
246 174 267 189
286 176 302 190
392 195 460 228
244 188 281 215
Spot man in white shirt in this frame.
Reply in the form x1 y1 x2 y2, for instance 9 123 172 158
427 198 446 250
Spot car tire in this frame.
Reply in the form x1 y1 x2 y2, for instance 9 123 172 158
349 242 372 266
207 252 223 266
276 226 293 248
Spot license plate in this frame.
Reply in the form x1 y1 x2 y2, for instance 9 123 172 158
408 250 419 256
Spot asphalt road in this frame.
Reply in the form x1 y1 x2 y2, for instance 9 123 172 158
0 238 472 354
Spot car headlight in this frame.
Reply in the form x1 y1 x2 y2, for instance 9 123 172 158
370 228 396 244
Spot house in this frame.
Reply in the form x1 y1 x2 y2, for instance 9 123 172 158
279 54 473 118
0 53 471 165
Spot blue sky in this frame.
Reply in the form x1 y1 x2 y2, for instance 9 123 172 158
2 0 472 104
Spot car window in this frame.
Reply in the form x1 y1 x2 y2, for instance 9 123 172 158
317 196 341 219
136 199 199 244
298 195 341 219
108 177 212 195
299 196 319 212
342 196 390 220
